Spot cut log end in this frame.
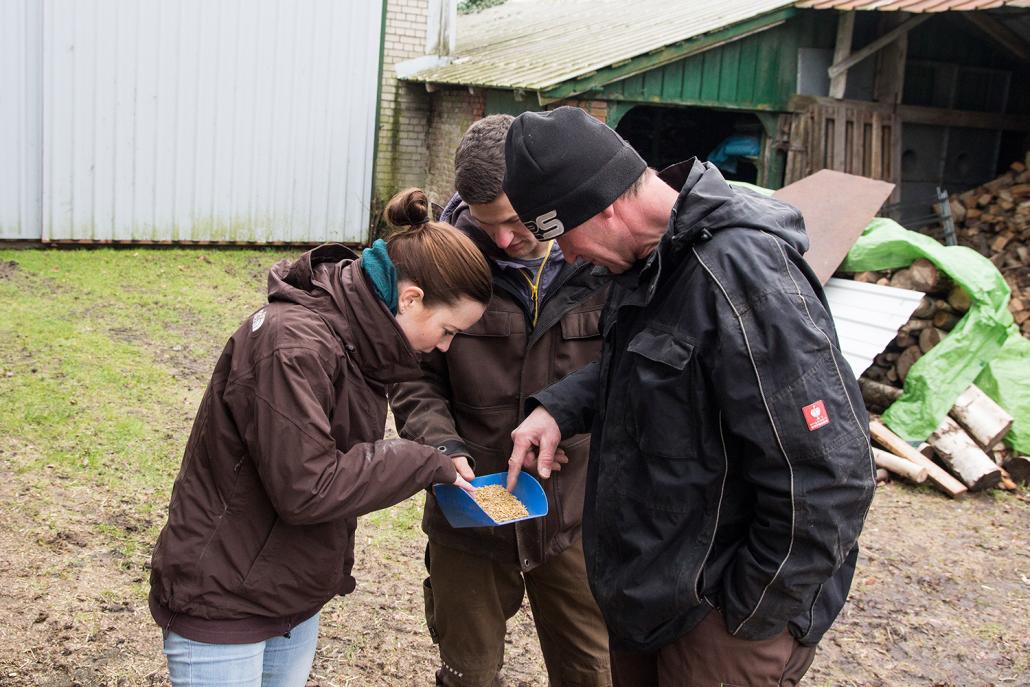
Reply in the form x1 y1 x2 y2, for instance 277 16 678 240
950 385 1014 451
930 417 1002 491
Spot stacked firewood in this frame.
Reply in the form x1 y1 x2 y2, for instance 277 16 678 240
861 381 1027 497
851 259 961 389
940 151 1030 339
831 155 1030 495
838 260 1028 494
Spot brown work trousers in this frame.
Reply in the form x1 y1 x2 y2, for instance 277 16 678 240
426 539 612 687
609 606 817 687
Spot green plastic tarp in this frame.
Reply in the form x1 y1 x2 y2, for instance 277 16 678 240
840 218 1029 454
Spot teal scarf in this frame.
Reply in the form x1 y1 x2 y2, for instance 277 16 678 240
361 239 399 314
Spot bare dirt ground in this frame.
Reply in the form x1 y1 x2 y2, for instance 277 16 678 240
2 436 1028 686
1 250 1028 686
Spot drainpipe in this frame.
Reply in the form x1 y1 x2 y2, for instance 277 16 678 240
426 0 457 57
396 0 457 78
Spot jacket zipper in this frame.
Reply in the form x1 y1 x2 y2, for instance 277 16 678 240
494 258 590 331
507 260 595 570
516 240 555 328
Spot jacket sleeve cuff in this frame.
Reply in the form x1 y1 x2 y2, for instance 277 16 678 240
527 391 583 439
435 439 475 471
432 449 459 485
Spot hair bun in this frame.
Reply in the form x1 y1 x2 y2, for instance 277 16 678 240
385 188 431 231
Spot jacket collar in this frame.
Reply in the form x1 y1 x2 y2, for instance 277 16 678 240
612 159 731 306
268 244 422 385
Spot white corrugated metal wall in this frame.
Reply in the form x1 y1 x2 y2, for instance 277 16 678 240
0 1 43 240
2 0 384 244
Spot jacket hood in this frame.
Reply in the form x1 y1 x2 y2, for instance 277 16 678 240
267 243 422 384
440 195 510 265
660 158 809 256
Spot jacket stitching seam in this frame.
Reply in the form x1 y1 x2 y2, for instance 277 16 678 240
772 239 870 458
772 239 877 510
251 391 337 454
693 245 797 637
227 345 339 387
772 237 874 643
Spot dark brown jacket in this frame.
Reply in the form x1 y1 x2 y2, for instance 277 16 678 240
149 244 458 644
390 202 607 571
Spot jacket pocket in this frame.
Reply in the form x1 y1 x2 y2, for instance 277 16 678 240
560 308 601 340
625 328 697 459
613 328 707 515
449 312 517 409
461 434 511 476
553 433 590 532
459 310 510 337
555 308 603 382
453 402 519 462
242 519 345 612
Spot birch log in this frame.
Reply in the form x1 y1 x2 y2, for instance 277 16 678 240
929 417 1002 491
869 420 967 498
872 448 928 483
949 385 1013 450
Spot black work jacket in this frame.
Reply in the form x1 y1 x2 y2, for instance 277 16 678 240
531 160 875 652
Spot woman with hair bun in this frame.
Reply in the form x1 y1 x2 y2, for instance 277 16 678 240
148 188 491 686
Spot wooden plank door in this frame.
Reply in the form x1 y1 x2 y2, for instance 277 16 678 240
784 97 900 203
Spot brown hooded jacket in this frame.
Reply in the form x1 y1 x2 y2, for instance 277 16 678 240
149 244 458 644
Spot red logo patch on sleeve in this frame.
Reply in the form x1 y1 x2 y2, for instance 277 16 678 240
803 400 830 431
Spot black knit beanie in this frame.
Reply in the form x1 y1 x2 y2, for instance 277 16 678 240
502 106 647 240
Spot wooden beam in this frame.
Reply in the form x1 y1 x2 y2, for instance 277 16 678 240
873 12 908 105
788 95 1030 132
898 104 1030 132
829 11 855 99
872 448 928 483
790 94 893 115
964 12 1030 63
828 14 930 80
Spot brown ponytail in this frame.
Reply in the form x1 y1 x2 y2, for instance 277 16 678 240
383 188 492 307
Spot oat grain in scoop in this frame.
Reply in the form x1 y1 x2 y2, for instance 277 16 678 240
472 485 529 522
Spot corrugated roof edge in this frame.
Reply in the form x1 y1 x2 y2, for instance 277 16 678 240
398 0 1030 97
397 5 798 100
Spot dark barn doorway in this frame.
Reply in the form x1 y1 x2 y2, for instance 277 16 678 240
614 105 765 183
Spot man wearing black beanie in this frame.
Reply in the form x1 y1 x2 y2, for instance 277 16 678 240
503 107 874 686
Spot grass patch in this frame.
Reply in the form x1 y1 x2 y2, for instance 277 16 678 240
362 492 427 546
0 246 439 564
0 248 296 493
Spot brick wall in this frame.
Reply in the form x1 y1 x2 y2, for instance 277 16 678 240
374 0 431 226
555 98 609 124
420 93 611 204
375 4 619 234
424 88 486 204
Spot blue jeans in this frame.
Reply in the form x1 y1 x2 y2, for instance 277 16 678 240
163 612 319 686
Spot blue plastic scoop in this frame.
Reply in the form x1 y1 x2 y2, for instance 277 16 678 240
432 471 548 528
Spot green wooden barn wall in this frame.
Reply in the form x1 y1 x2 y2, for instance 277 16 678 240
484 11 1027 118
598 12 834 113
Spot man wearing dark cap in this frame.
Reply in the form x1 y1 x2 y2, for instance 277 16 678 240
390 114 612 686
503 106 875 685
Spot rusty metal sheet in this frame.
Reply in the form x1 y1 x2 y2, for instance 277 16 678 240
773 169 895 284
